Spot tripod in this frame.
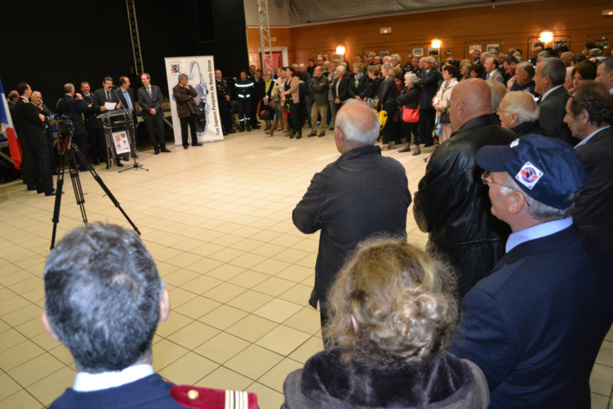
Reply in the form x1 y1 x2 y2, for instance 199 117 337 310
50 130 141 249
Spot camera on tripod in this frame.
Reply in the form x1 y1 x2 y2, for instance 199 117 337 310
50 114 74 139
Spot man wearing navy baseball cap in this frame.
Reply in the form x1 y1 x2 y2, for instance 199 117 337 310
449 134 613 409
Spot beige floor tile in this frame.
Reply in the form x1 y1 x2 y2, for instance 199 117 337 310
8 353 65 387
0 294 30 315
163 269 201 287
15 315 46 338
48 344 74 366
256 325 311 356
199 305 248 330
229 253 268 269
208 247 245 263
151 339 190 372
158 352 218 386
203 282 247 303
173 296 221 319
195 332 250 364
20 286 45 304
181 274 224 295
167 321 220 350
257 357 303 393
26 366 75 407
226 290 274 313
196 366 253 391
184 257 224 274
247 381 285 409
283 307 321 335
225 345 283 380
226 315 279 343
278 284 313 306
228 270 270 288
0 340 45 371
288 336 325 364
252 276 296 297
0 372 23 401
590 393 610 409
275 264 314 283
271 248 312 264
30 331 61 351
167 287 198 308
156 311 194 337
590 363 613 396
596 341 613 367
251 258 292 275
0 328 28 353
0 389 43 409
205 264 246 281
254 299 303 323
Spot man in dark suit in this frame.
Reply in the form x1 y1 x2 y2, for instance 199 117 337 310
293 100 411 327
93 77 123 167
80 82 103 165
57 83 88 170
12 82 55 195
137 73 169 154
534 58 571 143
564 81 613 236
449 135 613 408
417 56 442 147
43 223 259 409
215 69 234 136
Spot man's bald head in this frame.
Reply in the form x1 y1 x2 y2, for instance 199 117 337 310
449 79 493 129
335 100 380 152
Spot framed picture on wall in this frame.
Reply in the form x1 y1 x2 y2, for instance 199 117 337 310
553 40 568 49
332 53 343 62
469 44 482 53
413 48 423 57
380 50 390 57
487 44 500 54
428 48 439 56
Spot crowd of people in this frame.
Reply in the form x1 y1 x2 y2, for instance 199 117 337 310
5 41 613 409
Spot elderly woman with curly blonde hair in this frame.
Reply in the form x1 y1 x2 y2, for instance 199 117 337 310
281 238 489 409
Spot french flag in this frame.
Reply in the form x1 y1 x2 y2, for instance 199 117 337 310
0 78 22 169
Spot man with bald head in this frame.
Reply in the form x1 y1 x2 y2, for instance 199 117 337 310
414 79 516 297
418 56 442 146
293 100 411 327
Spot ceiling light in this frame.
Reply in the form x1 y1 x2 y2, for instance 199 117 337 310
336 46 346 55
539 31 554 43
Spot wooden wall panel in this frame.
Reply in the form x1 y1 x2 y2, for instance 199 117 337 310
246 27 292 65
287 0 613 63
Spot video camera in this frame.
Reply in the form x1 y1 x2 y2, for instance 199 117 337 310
49 114 74 136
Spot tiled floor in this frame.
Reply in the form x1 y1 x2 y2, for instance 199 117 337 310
0 127 611 408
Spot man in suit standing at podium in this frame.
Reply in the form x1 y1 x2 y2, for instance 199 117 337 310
57 83 89 171
93 77 123 167
138 73 169 155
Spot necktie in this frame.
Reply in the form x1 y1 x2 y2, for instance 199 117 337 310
106 91 111 102
147 87 152 97
123 90 133 110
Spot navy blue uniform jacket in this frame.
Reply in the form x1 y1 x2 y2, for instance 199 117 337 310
449 223 613 408
292 145 411 310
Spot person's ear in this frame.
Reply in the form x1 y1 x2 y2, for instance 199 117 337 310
41 311 60 342
509 191 526 214
159 288 170 322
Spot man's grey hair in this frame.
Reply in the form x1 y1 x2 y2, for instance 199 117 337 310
44 223 163 373
178 73 188 81
391 54 401 64
336 65 346 75
63 83 74 93
502 91 540 123
404 72 419 85
517 62 535 79
598 56 613 73
336 99 380 145
501 174 577 221
590 48 603 57
539 58 566 86
538 51 551 59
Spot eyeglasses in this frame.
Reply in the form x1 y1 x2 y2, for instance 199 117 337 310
481 171 531 207
495 107 511 115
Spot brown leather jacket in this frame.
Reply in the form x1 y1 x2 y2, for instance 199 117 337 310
172 84 197 118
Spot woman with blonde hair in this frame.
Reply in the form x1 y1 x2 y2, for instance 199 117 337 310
281 238 489 409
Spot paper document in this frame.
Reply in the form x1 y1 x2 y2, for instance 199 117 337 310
104 102 116 110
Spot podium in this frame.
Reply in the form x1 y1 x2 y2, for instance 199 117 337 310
98 110 136 169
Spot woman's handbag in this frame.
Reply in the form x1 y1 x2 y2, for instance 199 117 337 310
402 107 419 123
440 111 451 124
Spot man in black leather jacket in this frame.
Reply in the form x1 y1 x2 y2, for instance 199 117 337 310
413 79 516 297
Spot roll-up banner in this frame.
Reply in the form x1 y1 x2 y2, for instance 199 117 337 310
164 56 224 144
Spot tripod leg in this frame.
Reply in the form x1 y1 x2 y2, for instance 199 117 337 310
50 147 69 249
72 143 141 235
67 148 88 224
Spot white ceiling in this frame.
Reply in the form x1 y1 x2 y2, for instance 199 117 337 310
287 0 538 25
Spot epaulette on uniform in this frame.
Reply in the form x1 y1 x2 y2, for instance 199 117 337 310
170 385 258 409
